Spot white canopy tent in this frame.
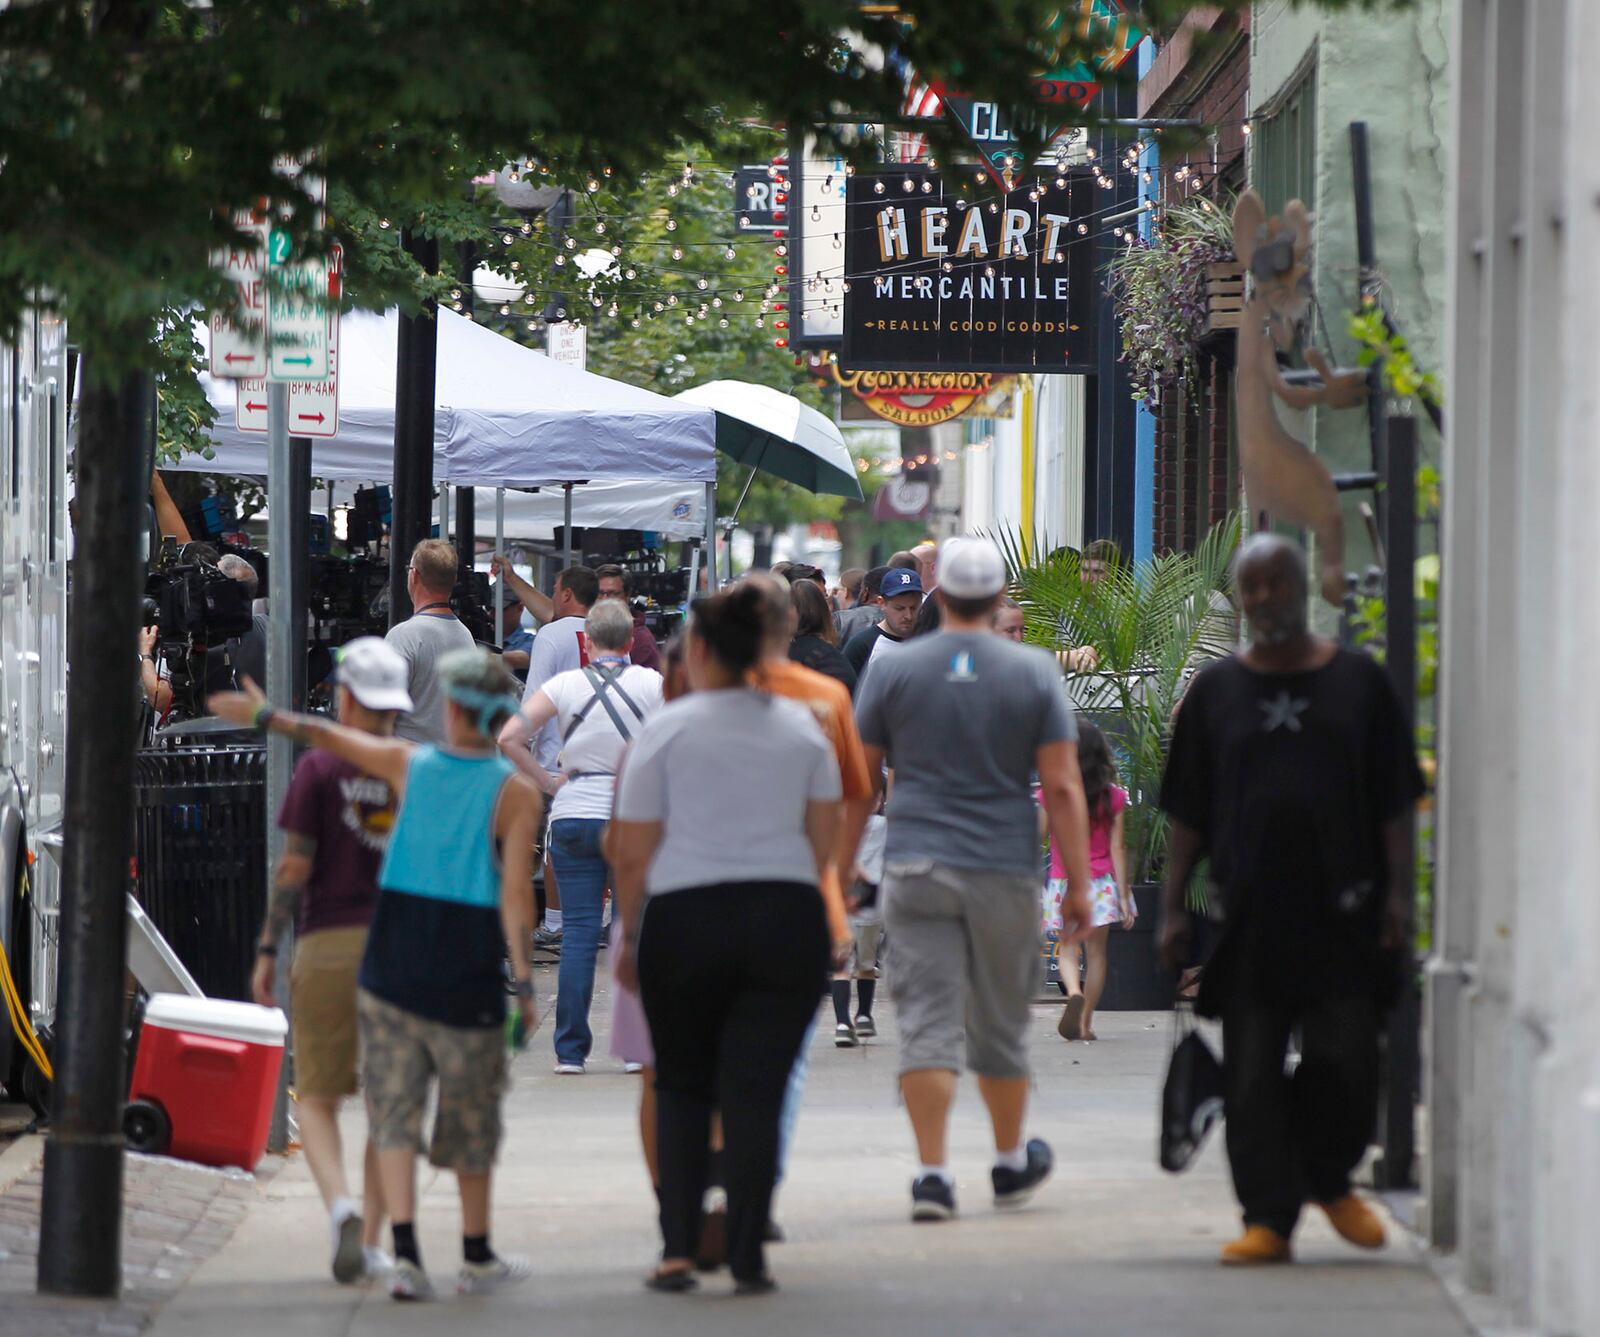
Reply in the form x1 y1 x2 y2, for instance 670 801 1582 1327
175 308 722 632
185 306 717 490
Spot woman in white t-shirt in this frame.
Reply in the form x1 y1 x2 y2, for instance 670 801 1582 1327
610 582 840 1297
500 600 663 1075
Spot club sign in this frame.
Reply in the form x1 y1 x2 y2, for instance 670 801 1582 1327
842 167 1095 374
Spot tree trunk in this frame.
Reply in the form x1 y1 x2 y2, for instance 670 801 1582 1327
37 360 151 1298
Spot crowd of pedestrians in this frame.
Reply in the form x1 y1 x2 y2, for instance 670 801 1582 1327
210 526 1421 1300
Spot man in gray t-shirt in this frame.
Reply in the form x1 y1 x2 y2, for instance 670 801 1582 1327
384 539 475 746
854 537 1093 1225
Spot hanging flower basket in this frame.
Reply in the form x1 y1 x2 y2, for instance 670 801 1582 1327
1106 194 1238 402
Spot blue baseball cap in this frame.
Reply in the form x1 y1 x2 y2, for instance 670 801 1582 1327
881 568 923 600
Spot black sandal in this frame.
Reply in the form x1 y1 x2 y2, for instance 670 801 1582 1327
645 1267 698 1293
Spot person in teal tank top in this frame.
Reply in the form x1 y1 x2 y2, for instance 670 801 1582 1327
210 647 540 1302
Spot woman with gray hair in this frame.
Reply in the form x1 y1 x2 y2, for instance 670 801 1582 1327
499 598 665 1074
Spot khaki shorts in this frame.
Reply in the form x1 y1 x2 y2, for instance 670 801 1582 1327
289 926 368 1098
884 861 1042 1079
357 990 508 1174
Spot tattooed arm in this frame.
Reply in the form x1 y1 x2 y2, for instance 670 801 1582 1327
208 675 414 794
251 833 315 1008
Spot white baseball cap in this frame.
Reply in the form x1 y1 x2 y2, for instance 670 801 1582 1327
335 637 414 713
935 538 1007 600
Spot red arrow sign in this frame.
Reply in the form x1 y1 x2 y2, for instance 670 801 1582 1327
295 412 326 424
244 400 267 412
224 352 258 364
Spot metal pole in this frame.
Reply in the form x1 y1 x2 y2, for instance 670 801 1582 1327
1376 407 1420 1190
265 385 295 1160
390 230 439 626
562 482 574 568
438 481 449 541
38 359 149 1299
704 480 719 592
456 487 477 586
494 488 506 649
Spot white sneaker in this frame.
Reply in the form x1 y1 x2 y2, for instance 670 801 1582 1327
330 1208 364 1285
390 1256 435 1301
554 1061 585 1075
362 1246 394 1278
623 1061 644 1075
457 1253 532 1295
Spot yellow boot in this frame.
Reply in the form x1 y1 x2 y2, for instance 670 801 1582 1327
1219 1225 1293 1265
1318 1194 1387 1250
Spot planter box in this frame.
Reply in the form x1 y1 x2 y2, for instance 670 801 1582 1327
1099 882 1173 1011
1203 260 1244 336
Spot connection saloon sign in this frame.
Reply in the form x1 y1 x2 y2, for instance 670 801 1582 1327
842 167 1095 374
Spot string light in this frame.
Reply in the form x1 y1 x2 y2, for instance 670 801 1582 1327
666 217 677 231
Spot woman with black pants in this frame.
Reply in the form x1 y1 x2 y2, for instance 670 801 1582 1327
611 583 840 1295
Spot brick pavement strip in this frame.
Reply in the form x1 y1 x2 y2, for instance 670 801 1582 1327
0 1142 274 1337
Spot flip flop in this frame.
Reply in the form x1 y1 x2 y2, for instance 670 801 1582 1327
645 1268 698 1294
1058 994 1086 1040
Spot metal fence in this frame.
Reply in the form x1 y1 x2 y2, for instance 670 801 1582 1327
132 737 266 1002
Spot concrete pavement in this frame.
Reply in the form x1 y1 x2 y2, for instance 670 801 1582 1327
148 980 1469 1337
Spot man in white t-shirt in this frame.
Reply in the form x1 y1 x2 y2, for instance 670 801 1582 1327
498 599 663 1072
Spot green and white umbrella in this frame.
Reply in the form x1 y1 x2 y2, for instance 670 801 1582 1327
674 380 863 501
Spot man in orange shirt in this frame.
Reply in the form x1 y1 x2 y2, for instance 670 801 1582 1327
745 575 873 953
745 573 875 1223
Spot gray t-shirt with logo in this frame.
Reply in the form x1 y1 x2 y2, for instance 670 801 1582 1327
854 632 1076 873
384 612 476 745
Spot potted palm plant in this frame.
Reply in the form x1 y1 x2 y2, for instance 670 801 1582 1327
998 515 1240 1009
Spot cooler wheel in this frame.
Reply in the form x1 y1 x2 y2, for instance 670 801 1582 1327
123 1098 171 1155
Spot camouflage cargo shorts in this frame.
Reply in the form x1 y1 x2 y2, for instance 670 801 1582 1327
356 990 508 1174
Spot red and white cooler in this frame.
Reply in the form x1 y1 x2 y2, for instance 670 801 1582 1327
125 993 287 1171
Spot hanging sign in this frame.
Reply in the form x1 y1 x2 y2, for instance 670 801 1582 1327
842 167 1095 374
808 357 1009 428
734 165 787 233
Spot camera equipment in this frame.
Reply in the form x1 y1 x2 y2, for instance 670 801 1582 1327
144 541 263 722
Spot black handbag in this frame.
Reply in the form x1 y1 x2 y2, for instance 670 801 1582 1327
1159 1002 1225 1174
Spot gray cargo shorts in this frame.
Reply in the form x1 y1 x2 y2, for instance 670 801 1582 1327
884 860 1043 1079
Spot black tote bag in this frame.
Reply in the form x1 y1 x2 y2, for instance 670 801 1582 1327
1159 1002 1225 1174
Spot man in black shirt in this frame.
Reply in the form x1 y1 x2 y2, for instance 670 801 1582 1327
841 567 922 679
1159 535 1423 1267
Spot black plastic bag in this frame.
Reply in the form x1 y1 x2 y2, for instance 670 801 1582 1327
1159 1003 1225 1173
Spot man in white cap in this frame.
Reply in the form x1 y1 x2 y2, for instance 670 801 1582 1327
252 637 413 1286
854 537 1094 1223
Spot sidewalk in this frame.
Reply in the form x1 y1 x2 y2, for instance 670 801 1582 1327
141 984 1469 1337
0 1134 268 1336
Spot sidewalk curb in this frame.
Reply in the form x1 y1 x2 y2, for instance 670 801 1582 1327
0 1131 43 1194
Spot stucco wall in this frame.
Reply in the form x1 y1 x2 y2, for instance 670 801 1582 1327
1250 0 1450 593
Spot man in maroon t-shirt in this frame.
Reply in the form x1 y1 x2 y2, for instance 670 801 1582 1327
252 638 410 1286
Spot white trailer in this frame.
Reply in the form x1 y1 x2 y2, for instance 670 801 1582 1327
0 308 69 1104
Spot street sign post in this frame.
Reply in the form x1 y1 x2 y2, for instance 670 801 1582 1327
235 290 339 436
209 211 268 379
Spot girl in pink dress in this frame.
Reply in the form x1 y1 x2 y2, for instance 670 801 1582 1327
1043 720 1137 1040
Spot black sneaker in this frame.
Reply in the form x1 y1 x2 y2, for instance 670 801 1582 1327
910 1174 956 1222
992 1138 1054 1208
833 1022 858 1048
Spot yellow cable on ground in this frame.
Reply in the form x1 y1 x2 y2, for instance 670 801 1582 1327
1 867 53 1081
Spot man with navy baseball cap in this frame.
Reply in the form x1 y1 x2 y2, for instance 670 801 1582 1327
842 565 923 680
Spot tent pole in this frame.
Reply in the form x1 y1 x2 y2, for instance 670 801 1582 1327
563 482 574 568
495 487 506 649
704 480 718 592
438 481 449 542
